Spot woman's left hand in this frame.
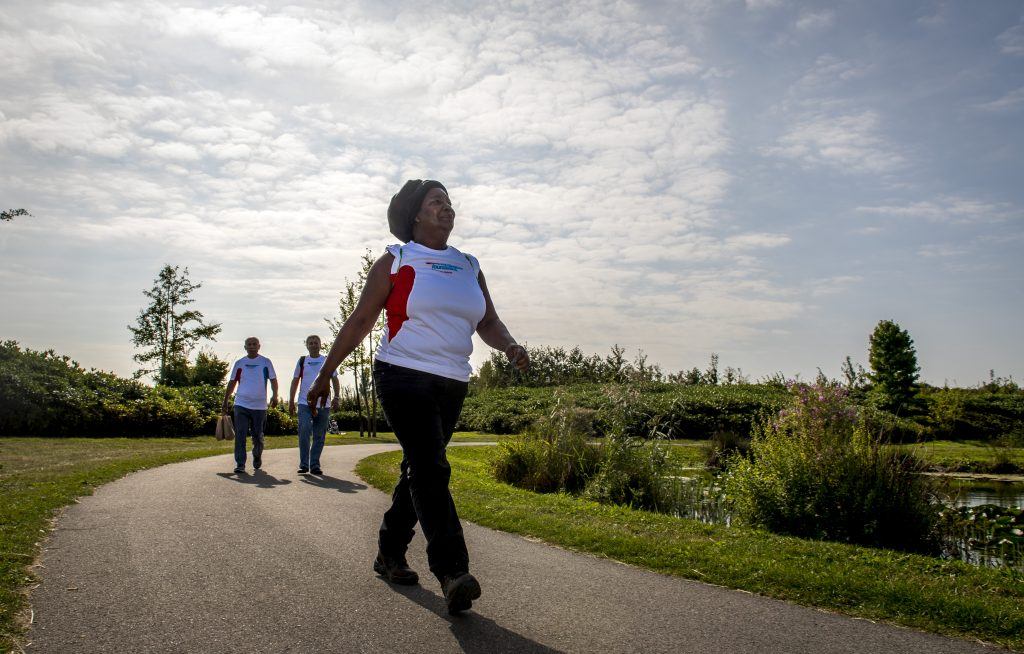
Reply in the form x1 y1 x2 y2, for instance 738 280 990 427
505 344 530 371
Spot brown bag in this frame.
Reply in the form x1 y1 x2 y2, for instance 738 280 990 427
215 414 235 441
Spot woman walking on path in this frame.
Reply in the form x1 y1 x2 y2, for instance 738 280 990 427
306 179 529 615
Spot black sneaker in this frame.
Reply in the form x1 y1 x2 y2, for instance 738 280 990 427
298 467 309 474
373 553 419 585
233 466 245 474
310 467 323 475
253 458 262 470
441 572 481 615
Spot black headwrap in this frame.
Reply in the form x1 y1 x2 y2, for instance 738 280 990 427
387 179 448 242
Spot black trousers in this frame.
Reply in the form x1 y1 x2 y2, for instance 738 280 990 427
374 360 470 580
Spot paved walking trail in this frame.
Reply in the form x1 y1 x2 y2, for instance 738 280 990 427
28 444 998 653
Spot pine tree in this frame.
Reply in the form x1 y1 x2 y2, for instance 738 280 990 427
867 319 920 414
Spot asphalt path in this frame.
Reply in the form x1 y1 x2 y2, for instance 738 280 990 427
27 444 999 653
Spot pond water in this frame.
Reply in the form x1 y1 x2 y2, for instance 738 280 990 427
934 478 1024 509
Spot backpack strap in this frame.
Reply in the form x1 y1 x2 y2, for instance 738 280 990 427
298 355 306 379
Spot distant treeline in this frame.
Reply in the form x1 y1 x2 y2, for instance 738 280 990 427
1 341 1021 441
474 345 749 387
0 341 363 437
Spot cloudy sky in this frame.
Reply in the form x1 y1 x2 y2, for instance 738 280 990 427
1 0 1022 386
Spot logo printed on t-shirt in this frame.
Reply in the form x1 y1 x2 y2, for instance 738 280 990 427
244 364 259 368
427 262 462 275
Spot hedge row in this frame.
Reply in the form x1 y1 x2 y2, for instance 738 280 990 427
0 341 373 437
3 342 1021 440
457 383 792 438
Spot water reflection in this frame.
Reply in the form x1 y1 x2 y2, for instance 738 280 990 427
934 478 1024 509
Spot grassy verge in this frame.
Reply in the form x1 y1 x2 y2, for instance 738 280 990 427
357 446 1024 650
901 440 1024 473
0 432 493 652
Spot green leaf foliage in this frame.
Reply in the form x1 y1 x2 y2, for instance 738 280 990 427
726 383 939 552
0 341 291 437
128 265 222 384
459 382 790 438
868 319 921 415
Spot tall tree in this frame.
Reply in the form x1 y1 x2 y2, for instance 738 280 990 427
1 208 31 222
128 265 221 384
326 249 386 437
867 319 921 414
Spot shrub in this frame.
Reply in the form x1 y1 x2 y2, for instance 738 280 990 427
492 394 601 493
919 387 1024 441
583 436 672 511
461 383 788 438
726 382 940 553
703 430 750 470
264 406 298 435
491 388 675 511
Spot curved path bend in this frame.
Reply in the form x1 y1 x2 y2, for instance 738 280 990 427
28 444 997 653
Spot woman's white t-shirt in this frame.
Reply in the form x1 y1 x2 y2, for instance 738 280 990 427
374 242 486 382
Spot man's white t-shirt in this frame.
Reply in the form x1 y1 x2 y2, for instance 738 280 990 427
230 355 277 410
293 355 338 407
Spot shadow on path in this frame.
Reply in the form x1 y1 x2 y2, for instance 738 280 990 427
387 583 564 654
299 474 367 493
216 470 292 489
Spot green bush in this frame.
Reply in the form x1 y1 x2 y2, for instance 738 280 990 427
264 406 298 435
491 388 675 511
0 341 234 436
920 387 1024 441
726 383 939 553
582 436 672 511
492 394 601 493
461 383 788 438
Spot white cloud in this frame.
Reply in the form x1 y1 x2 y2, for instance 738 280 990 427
974 86 1024 112
148 142 200 161
809 275 862 297
745 0 785 11
795 10 835 33
2 0 1020 384
856 196 1019 223
763 110 904 173
918 244 968 258
793 55 871 91
997 22 1024 56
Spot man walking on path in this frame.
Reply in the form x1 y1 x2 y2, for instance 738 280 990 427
222 337 279 474
288 334 340 475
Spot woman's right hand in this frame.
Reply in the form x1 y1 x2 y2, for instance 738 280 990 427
306 375 331 416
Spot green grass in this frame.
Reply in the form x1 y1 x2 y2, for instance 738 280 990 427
358 446 1024 650
900 440 1024 473
0 432 493 652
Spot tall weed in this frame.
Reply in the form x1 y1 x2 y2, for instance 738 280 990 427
491 393 600 492
726 382 940 552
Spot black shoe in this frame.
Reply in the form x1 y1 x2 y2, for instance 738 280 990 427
253 458 262 470
298 467 309 474
233 466 245 474
373 554 419 585
441 572 481 615
310 467 323 475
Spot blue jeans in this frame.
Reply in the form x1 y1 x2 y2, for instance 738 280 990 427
297 404 330 468
233 406 267 468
